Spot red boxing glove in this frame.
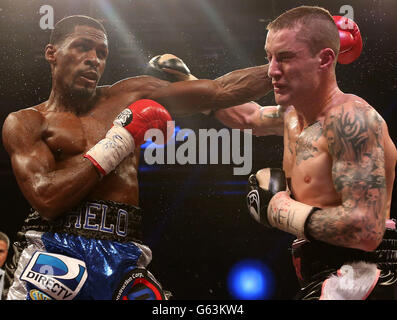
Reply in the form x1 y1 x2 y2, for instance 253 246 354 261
85 99 172 175
113 99 173 145
333 16 363 64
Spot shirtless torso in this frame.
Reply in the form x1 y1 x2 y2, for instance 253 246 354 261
282 93 397 249
2 25 272 221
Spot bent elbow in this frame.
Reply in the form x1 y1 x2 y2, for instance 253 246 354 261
30 180 64 220
358 239 382 252
32 198 64 221
350 218 385 252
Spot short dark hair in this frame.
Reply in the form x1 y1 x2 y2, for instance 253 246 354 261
49 15 107 45
267 6 339 57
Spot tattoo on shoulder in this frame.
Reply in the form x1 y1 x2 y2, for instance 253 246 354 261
295 121 322 165
324 103 384 161
306 103 386 247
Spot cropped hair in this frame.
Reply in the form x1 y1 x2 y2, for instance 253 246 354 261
49 15 107 45
267 6 340 57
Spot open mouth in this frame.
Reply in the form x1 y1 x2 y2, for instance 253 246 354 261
273 84 287 93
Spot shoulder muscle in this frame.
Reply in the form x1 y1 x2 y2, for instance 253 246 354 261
2 108 45 154
323 101 384 162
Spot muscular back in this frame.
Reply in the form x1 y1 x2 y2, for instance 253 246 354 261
283 96 397 220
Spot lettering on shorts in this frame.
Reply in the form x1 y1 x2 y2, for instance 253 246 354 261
113 268 165 300
20 251 88 300
64 203 128 237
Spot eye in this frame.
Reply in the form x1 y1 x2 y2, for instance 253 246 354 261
76 43 89 52
97 50 107 59
278 53 294 62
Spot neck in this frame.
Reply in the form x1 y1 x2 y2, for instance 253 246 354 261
46 83 97 115
294 79 341 126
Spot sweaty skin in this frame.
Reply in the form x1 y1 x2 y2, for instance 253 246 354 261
263 25 397 251
282 98 396 244
169 27 396 250
202 20 397 251
2 25 272 220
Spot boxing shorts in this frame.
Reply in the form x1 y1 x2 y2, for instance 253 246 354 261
2 200 170 300
292 220 397 300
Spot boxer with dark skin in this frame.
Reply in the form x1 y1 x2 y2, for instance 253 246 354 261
2 15 274 300
2 17 272 221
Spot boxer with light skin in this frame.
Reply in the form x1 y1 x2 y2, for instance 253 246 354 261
165 11 393 248
246 7 397 300
157 6 397 300
262 7 395 252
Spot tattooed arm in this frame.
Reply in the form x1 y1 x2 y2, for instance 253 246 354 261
305 103 387 251
214 102 285 136
267 102 387 251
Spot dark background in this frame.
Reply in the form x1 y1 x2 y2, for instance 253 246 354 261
0 0 396 300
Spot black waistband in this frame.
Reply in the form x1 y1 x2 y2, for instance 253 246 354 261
22 200 143 243
291 228 397 286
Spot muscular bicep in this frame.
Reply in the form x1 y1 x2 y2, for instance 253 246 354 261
3 111 56 197
304 103 387 250
214 102 283 136
147 79 221 117
11 142 56 187
3 110 100 219
251 105 284 136
325 104 387 207
320 103 387 248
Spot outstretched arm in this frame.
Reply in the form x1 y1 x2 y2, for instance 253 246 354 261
146 54 281 135
214 102 284 136
145 63 272 117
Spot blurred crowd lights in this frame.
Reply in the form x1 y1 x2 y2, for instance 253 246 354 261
227 259 275 300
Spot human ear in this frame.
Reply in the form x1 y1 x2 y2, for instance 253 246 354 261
44 44 57 65
318 48 336 70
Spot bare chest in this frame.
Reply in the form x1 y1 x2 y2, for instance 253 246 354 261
287 121 340 206
293 121 325 165
43 111 109 160
41 92 137 160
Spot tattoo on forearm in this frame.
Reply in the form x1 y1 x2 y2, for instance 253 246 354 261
260 107 281 119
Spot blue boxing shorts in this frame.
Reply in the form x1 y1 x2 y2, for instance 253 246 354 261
2 200 170 300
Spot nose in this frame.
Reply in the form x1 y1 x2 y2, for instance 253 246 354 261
84 49 100 68
267 58 282 80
